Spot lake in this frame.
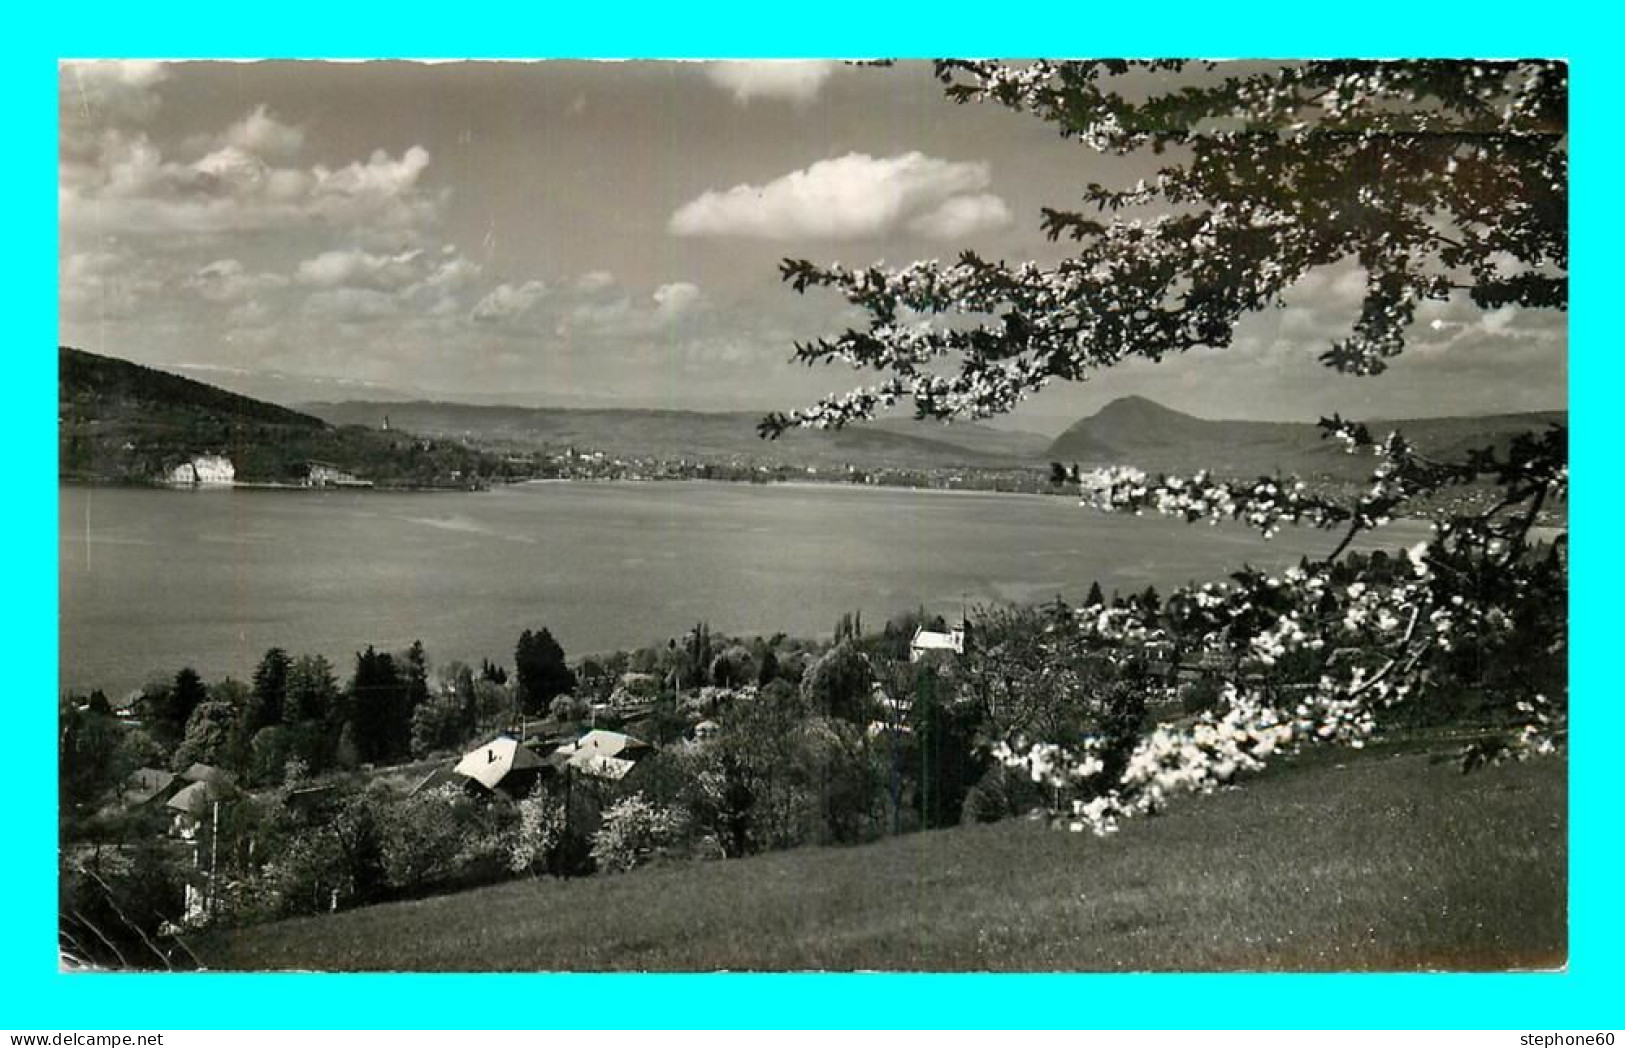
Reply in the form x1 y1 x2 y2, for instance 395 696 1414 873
58 481 1433 696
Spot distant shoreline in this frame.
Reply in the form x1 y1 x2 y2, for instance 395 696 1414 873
56 473 1571 531
58 476 481 494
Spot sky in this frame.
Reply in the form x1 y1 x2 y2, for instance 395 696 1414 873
58 59 1569 434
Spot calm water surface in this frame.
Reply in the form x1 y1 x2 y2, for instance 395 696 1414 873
59 481 1431 695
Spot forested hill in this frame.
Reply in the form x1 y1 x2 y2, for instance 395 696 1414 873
61 346 327 430
59 347 519 487
1048 395 1568 480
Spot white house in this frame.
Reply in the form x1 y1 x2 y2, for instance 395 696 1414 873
305 461 371 487
909 624 965 662
557 729 654 781
192 455 235 484
168 455 236 485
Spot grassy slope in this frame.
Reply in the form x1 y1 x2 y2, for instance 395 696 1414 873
198 747 1566 972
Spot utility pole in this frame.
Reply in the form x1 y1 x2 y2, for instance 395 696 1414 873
208 798 220 920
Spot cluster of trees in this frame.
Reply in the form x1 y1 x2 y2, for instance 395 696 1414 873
621 606 1154 861
229 426 528 489
515 628 576 713
62 633 557 820
66 616 862 838
61 652 353 811
66 603 1139 956
760 59 1567 832
572 623 811 711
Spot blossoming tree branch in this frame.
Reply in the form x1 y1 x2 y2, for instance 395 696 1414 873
760 60 1568 833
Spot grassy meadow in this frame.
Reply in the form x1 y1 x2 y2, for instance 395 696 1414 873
196 744 1566 972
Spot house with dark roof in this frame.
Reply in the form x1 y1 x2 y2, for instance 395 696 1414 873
452 735 549 797
118 767 178 809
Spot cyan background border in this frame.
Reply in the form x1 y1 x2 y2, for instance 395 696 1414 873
10 2 1614 1029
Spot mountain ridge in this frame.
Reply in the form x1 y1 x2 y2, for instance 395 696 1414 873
298 399 1051 468
1049 395 1566 479
301 393 1565 479
62 344 1564 484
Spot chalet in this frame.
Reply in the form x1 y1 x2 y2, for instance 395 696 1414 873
909 624 965 662
166 774 240 840
117 767 178 809
453 735 547 796
558 728 654 781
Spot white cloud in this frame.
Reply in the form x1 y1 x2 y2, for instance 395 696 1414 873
227 299 274 327
185 258 289 302
59 249 164 318
60 251 124 282
549 280 706 337
61 124 442 236
294 246 481 315
562 296 632 332
223 104 306 160
59 61 169 138
315 146 432 206
296 248 425 290
427 295 464 318
905 193 1013 239
471 280 549 324
669 151 1008 240
420 256 481 292
576 270 616 291
703 61 838 104
303 287 401 322
1412 300 1562 356
653 281 702 320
